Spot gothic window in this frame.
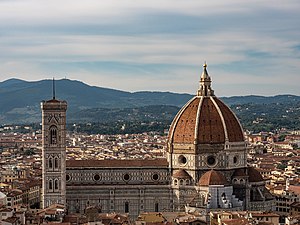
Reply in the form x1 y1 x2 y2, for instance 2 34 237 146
48 157 53 169
155 203 159 212
233 156 238 164
125 202 129 213
54 179 59 190
54 157 58 169
49 179 53 190
49 126 58 145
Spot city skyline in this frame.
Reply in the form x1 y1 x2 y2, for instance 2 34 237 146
0 0 300 96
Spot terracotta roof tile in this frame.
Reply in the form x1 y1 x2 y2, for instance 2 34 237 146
172 169 191 179
214 98 244 142
289 185 300 195
233 168 247 177
198 97 225 143
169 96 244 146
173 97 199 143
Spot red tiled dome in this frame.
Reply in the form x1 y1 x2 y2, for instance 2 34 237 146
173 169 192 179
233 168 248 177
198 170 228 186
168 65 244 146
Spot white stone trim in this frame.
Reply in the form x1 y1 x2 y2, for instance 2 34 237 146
210 96 228 141
168 96 198 144
194 96 203 144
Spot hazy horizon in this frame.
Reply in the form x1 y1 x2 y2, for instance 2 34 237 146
1 77 299 98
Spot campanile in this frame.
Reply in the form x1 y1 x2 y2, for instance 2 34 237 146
41 90 67 208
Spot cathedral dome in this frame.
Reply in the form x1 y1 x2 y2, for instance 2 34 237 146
168 64 244 146
198 170 229 186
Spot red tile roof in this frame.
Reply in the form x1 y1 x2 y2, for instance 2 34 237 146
198 170 228 186
168 96 244 146
172 169 191 179
233 168 247 177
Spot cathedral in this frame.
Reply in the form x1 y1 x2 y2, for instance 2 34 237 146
41 64 274 219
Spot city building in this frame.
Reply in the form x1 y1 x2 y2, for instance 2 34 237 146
41 64 274 219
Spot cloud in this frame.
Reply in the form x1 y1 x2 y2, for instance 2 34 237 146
0 0 300 96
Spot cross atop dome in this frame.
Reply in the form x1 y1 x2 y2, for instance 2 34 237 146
197 63 215 96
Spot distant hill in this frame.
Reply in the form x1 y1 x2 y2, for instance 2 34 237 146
222 95 300 105
0 78 299 125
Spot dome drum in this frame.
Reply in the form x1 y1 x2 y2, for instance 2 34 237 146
172 143 195 153
195 143 224 153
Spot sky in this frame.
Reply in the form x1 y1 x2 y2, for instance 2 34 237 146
0 0 299 96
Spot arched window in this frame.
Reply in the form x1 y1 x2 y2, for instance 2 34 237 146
125 202 129 213
179 179 183 185
54 157 58 169
48 157 53 169
174 179 178 185
49 179 53 190
155 203 159 212
54 179 59 190
49 126 58 145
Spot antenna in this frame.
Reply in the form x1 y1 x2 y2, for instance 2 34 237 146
52 77 56 100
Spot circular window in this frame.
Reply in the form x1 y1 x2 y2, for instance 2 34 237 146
123 173 130 181
94 174 101 181
178 155 187 165
152 174 159 181
207 155 216 166
66 174 70 181
233 156 238 164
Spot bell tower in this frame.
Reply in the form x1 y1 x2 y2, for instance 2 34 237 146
41 81 67 208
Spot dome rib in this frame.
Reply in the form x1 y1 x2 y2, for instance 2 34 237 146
172 97 200 143
168 97 197 144
214 98 244 142
194 96 204 144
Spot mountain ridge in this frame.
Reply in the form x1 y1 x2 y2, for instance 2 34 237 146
0 78 299 124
